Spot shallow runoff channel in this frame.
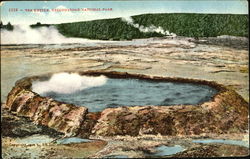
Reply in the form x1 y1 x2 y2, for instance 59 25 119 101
32 73 218 112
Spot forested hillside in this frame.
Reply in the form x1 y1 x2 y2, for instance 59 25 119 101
30 13 248 40
55 18 163 40
132 13 248 38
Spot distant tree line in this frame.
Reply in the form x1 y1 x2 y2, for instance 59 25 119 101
53 13 248 40
132 13 248 38
0 21 14 31
30 22 50 28
2 13 247 40
54 18 163 40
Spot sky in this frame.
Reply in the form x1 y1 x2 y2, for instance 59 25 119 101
0 0 248 25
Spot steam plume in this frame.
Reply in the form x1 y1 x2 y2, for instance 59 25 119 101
0 25 101 44
121 16 176 37
32 73 108 95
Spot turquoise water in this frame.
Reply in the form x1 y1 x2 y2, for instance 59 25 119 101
15 135 54 144
103 155 129 158
152 145 185 156
44 78 218 112
103 145 185 158
192 139 249 148
55 137 92 144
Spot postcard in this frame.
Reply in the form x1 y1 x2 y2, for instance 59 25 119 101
1 0 249 158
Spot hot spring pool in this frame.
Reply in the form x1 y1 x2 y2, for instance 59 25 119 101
32 73 218 112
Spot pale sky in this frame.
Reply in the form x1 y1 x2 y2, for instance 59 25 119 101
0 0 248 25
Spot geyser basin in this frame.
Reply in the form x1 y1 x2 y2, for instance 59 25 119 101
5 71 249 137
32 73 218 112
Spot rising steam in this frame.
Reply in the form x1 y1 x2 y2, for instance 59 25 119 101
0 25 101 44
1 20 176 44
121 16 176 37
32 73 108 95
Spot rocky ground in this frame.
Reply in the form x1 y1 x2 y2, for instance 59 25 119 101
2 108 249 158
1 36 248 102
2 107 249 158
2 108 107 158
1 36 249 158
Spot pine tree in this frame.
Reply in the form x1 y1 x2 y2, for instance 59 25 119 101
6 22 14 30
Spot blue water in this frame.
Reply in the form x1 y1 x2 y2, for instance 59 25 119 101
45 78 218 112
103 155 129 158
15 135 54 144
55 137 92 144
192 139 249 148
152 145 185 156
